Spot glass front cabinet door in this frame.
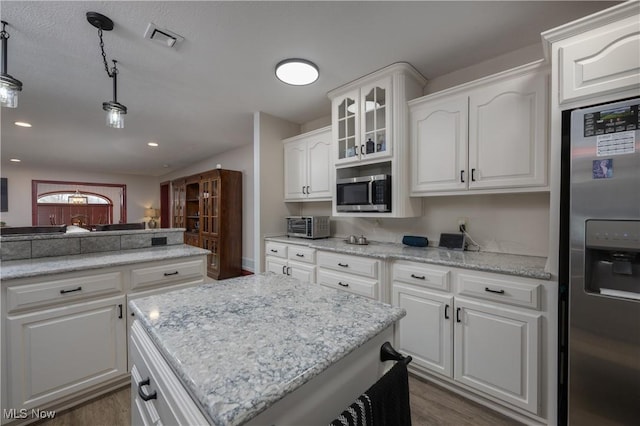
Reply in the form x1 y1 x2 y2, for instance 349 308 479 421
333 77 392 165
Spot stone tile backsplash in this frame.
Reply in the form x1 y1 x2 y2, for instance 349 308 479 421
0 229 186 261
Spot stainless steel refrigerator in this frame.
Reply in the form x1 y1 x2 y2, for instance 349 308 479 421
562 98 640 424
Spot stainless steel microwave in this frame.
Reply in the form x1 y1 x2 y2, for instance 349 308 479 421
286 216 330 239
336 175 391 212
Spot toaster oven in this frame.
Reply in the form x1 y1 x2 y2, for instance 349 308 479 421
286 216 330 239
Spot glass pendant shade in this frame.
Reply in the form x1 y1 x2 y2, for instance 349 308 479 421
103 101 126 129
1 21 22 108
0 79 20 108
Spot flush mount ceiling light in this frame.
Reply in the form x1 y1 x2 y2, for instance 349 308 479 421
0 21 23 108
14 121 31 127
275 59 319 86
87 12 127 128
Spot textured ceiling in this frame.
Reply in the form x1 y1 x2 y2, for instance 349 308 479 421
0 1 617 177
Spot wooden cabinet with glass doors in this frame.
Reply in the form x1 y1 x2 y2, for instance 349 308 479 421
172 169 242 280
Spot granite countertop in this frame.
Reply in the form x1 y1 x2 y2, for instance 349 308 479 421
0 227 185 242
129 272 406 426
265 236 551 280
0 244 210 281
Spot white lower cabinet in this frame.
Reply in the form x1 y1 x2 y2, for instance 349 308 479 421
130 321 208 426
392 260 544 419
392 283 452 376
265 241 317 283
454 297 540 413
6 295 127 411
317 251 381 300
1 254 207 424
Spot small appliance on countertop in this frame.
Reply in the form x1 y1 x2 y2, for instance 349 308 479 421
286 216 330 239
438 233 465 250
402 235 429 247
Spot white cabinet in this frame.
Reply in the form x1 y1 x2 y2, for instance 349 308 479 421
454 297 540 413
410 61 548 195
265 241 317 283
6 295 127 412
283 126 332 201
130 321 208 426
331 77 393 165
392 283 453 377
316 251 381 300
1 253 207 422
329 63 426 218
391 261 544 417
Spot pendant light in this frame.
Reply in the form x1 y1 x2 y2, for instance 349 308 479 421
87 12 127 128
0 21 23 108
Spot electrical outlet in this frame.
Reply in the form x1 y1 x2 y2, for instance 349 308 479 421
457 217 468 233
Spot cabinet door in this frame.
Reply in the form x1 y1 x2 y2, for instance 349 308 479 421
410 96 468 193
454 298 540 414
559 15 640 105
284 141 307 201
201 236 219 278
172 180 185 228
333 89 360 165
468 70 547 189
6 296 127 410
265 256 287 275
392 283 453 377
200 176 220 237
360 76 392 161
289 262 316 284
306 134 332 200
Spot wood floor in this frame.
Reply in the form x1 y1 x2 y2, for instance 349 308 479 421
34 374 520 426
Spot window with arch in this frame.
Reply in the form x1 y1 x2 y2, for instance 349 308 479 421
32 180 126 227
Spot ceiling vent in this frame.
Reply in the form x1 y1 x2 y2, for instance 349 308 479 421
143 23 184 48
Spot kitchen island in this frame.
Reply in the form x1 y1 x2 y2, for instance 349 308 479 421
128 272 406 425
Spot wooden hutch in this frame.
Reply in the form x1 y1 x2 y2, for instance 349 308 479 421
172 169 242 280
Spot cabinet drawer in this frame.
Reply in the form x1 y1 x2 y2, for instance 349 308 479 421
317 251 378 279
287 245 316 264
130 321 209 425
265 242 288 259
131 258 205 291
393 262 450 291
317 269 378 300
6 271 124 313
457 273 541 309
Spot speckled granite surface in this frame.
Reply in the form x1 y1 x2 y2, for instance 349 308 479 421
0 245 210 281
129 272 405 426
265 236 551 280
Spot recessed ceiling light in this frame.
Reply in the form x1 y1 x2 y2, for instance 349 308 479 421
148 142 159 147
275 59 319 86
14 121 32 127
10 158 21 162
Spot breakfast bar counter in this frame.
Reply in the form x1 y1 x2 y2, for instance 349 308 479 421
128 272 406 425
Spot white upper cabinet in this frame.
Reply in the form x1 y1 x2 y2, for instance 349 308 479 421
411 96 469 193
283 126 332 201
329 63 426 168
333 78 393 165
542 1 640 109
410 61 549 196
468 69 548 189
